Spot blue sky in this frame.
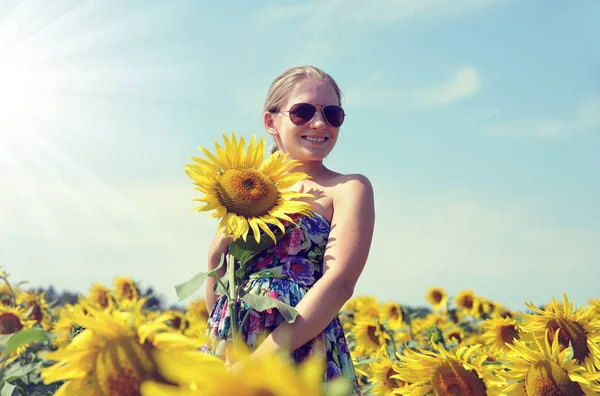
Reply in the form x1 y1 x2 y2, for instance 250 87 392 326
0 0 598 311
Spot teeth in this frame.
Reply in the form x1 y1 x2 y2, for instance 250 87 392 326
303 136 326 142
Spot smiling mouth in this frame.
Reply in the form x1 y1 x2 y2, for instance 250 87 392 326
302 136 328 143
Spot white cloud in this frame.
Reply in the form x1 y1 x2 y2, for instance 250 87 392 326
487 99 600 137
414 66 482 106
344 66 481 108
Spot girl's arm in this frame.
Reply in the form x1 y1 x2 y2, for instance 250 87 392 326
205 229 232 312
253 174 375 355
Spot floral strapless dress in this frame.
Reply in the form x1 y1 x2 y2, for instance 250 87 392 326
204 212 361 395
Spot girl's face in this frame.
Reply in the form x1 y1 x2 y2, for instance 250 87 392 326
265 78 341 163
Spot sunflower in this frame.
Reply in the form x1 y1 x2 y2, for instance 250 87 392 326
370 356 406 396
86 282 114 311
520 294 600 372
395 342 506 395
185 297 209 323
17 290 52 330
379 301 404 330
444 326 466 345
113 277 140 308
455 289 480 317
352 317 390 358
481 315 522 359
503 329 600 395
50 303 88 348
41 299 207 396
185 132 314 243
426 287 448 311
140 346 340 396
0 305 36 360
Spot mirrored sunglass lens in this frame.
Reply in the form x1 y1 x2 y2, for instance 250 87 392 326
289 103 316 125
323 106 344 127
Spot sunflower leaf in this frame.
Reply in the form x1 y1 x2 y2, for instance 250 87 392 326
229 227 290 267
0 382 15 396
238 289 299 323
1 360 43 382
174 254 226 301
4 328 48 355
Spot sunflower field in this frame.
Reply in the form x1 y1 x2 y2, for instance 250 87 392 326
1 269 599 396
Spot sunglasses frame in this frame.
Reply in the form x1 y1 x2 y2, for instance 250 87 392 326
280 103 346 128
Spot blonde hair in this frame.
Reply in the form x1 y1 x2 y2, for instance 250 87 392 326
264 65 343 154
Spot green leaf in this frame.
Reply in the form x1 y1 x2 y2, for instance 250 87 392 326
228 228 289 267
238 289 299 323
5 328 48 355
323 377 351 396
0 382 15 396
1 361 43 382
174 255 225 301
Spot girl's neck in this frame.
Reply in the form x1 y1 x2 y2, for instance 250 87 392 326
292 159 328 179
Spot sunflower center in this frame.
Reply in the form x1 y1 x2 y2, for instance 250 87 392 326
217 168 279 218
25 302 43 323
367 325 381 346
431 359 487 396
390 307 400 321
499 324 519 345
546 318 589 363
525 360 584 396
121 284 134 300
448 331 462 343
459 296 474 309
254 388 276 396
431 291 443 303
0 313 23 334
94 336 159 396
385 368 404 389
97 292 110 308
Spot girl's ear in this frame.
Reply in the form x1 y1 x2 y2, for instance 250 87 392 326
264 112 278 137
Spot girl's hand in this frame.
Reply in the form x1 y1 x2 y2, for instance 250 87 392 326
209 227 234 261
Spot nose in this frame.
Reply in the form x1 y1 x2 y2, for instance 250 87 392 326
311 108 328 130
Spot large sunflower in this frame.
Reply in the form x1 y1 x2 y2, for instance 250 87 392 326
481 315 522 359
185 132 314 243
503 329 600 395
369 356 406 396
17 290 52 331
41 299 209 396
0 305 36 360
395 343 506 396
140 346 341 396
520 294 600 372
352 317 390 358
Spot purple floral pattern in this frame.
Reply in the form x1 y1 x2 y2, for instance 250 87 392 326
204 212 361 395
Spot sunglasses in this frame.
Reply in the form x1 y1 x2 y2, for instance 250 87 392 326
281 103 345 128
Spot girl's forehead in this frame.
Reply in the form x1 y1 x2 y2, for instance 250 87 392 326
285 79 338 105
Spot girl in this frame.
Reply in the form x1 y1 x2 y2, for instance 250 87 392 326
204 65 375 395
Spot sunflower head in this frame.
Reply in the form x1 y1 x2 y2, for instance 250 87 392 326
113 277 140 307
42 298 206 396
504 328 600 395
426 287 448 310
185 132 314 243
17 291 52 330
520 294 600 372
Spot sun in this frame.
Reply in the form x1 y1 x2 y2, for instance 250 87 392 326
0 42 58 140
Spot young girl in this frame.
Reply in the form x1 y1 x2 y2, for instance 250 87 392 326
204 65 375 395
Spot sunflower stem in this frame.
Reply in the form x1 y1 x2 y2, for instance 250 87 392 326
227 253 239 344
